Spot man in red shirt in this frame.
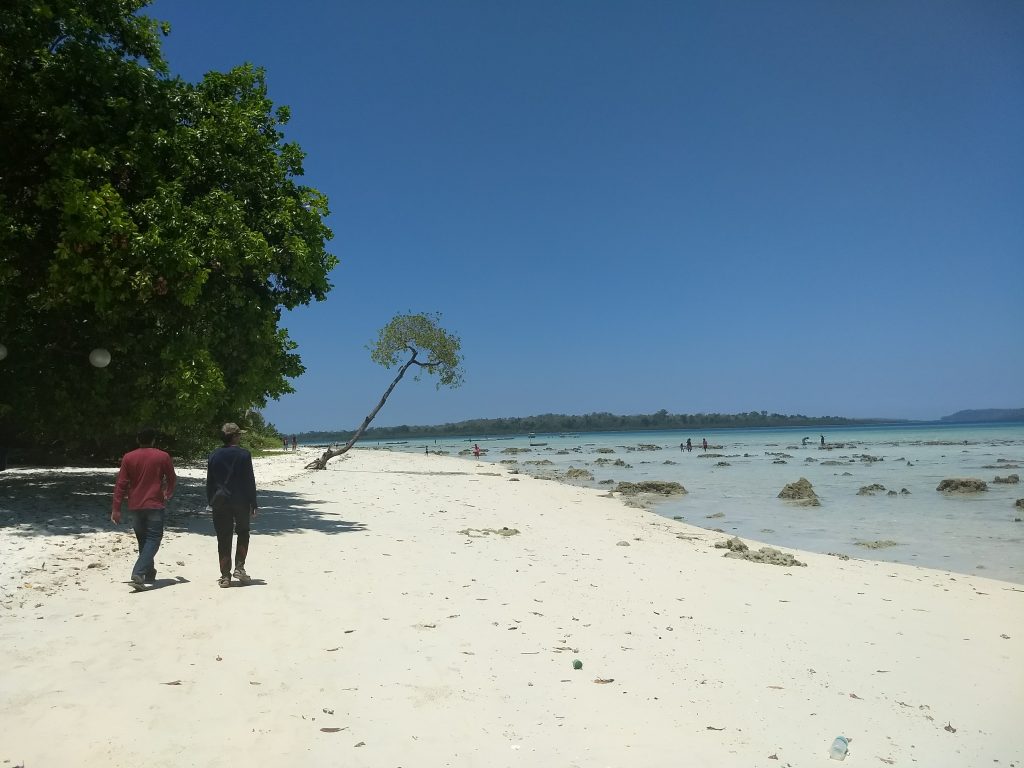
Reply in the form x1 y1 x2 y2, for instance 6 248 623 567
111 427 177 590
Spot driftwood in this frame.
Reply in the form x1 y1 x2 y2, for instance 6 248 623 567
306 347 432 470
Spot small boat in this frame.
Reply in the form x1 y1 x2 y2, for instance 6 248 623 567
530 442 548 447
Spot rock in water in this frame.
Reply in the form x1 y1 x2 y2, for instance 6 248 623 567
777 478 821 506
857 483 887 495
615 481 687 496
936 478 988 493
564 467 594 481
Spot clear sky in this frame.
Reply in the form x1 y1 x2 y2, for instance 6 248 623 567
149 0 1024 431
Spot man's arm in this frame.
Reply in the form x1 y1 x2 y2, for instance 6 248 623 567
163 454 177 501
243 452 258 513
111 457 129 524
205 452 216 504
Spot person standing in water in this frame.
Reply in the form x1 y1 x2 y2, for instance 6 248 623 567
820 434 825 448
686 438 692 453
702 437 708 452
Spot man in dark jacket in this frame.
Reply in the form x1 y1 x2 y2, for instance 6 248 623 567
206 422 258 588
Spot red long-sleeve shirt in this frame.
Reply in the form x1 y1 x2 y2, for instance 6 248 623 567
112 447 177 513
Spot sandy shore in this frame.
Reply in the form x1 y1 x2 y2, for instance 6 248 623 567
1 448 1022 767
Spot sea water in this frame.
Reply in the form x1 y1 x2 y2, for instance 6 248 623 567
368 423 1024 583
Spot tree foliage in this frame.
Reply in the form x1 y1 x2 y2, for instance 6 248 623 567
368 312 464 389
306 313 463 469
0 1 336 460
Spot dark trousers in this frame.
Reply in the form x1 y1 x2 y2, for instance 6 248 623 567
213 505 250 576
130 508 164 580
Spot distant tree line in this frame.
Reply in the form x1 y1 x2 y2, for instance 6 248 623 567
940 408 1024 423
296 409 899 443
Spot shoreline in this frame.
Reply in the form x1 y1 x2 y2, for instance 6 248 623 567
2 448 1022 766
370 424 1024 584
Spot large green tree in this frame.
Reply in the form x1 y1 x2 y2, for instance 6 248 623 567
0 1 336 459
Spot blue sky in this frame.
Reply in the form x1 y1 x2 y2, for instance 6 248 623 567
150 0 1024 430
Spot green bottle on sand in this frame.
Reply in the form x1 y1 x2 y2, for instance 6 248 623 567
572 659 583 670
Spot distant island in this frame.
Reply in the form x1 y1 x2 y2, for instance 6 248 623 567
940 408 1024 423
296 409 904 443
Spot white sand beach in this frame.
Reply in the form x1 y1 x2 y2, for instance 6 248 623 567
1 448 1022 767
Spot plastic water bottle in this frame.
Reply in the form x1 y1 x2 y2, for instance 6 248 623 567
829 736 849 760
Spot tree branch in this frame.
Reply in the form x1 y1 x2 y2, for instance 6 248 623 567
305 350 419 469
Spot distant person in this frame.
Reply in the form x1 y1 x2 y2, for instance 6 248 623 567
291 434 297 451
473 443 481 458
111 427 177 590
820 434 825 448
801 436 809 446
686 438 692 453
282 436 288 451
680 442 684 452
425 445 429 455
702 437 708 452
206 423 258 588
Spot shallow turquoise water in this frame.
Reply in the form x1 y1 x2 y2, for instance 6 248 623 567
365 423 1024 583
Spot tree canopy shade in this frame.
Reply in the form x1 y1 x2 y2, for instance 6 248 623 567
0 1 336 460
306 313 464 469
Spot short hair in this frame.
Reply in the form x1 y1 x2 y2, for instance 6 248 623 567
220 422 244 444
137 427 157 445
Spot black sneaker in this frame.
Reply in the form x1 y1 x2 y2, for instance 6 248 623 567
130 574 147 591
145 570 157 583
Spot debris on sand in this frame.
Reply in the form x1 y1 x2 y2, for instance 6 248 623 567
458 527 520 537
714 537 807 567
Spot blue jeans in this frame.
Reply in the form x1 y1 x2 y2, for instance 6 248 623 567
130 508 164 580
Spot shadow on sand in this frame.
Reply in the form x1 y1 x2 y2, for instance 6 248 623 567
0 470 367 538
127 576 191 593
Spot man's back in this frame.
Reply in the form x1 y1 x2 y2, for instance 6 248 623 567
113 447 175 511
206 445 258 510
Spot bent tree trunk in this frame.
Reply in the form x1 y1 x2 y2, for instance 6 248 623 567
305 353 420 470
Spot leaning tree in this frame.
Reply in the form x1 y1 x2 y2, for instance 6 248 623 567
306 313 463 470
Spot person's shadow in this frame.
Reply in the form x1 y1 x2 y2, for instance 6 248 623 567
128 576 190 593
230 578 267 588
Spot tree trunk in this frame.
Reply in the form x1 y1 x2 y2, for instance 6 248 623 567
305 355 417 470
